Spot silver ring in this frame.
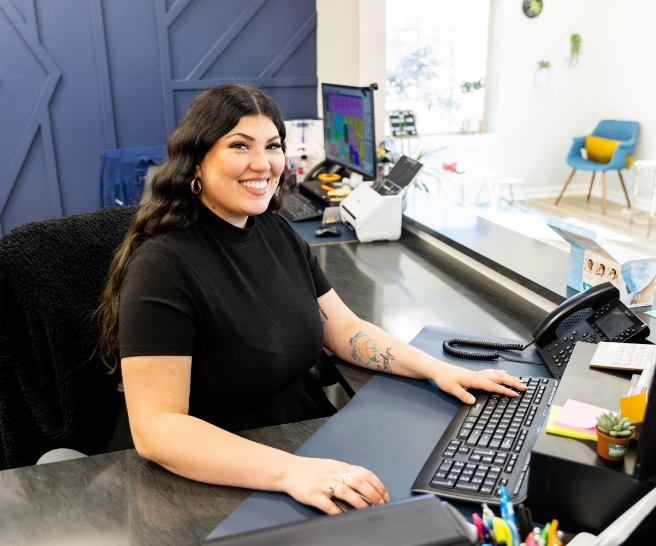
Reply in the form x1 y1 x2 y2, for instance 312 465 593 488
340 471 349 483
329 483 337 496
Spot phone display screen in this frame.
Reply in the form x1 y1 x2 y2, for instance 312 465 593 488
596 308 634 340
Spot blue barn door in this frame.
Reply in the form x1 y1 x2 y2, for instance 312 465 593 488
0 0 317 235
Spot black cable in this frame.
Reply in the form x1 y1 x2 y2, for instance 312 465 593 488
443 338 537 365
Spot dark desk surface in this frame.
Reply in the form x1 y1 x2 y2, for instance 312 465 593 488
0 232 552 545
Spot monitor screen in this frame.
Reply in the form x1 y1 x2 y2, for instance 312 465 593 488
321 83 376 179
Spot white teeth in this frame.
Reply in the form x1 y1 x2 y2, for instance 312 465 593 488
241 180 268 189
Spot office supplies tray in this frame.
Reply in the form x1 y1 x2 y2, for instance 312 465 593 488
412 377 558 505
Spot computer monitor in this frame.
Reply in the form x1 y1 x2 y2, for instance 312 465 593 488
633 372 656 482
321 83 376 179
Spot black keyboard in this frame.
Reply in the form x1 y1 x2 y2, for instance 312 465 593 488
280 192 324 222
412 377 558 505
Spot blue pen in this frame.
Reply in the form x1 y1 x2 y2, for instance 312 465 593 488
499 485 520 546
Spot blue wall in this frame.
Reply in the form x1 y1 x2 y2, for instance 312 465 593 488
0 0 318 235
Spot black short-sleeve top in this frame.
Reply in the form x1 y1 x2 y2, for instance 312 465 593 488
119 201 335 431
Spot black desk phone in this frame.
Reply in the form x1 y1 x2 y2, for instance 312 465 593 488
532 282 649 378
443 282 650 379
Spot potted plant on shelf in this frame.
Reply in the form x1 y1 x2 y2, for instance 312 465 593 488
596 412 635 461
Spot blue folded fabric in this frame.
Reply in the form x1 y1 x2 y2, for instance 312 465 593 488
99 146 166 208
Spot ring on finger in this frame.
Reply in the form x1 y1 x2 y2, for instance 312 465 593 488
329 482 337 496
340 471 349 483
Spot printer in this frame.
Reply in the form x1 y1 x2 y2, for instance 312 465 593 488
339 156 423 243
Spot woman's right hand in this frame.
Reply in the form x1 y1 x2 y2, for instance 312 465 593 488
281 456 390 514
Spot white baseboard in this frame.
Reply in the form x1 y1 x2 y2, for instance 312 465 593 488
451 180 653 212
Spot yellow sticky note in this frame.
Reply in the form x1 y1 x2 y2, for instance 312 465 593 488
620 392 647 424
546 406 597 441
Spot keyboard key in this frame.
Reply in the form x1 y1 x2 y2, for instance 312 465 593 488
500 438 514 451
465 430 482 447
477 434 492 447
455 481 481 493
480 486 493 495
443 450 456 458
431 478 455 489
438 460 453 472
468 395 489 417
457 429 470 440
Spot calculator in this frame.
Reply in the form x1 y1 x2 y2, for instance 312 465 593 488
590 342 656 372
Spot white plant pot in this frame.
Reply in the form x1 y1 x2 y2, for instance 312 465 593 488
535 67 549 87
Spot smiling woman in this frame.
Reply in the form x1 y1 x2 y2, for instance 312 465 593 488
96 84 525 516
195 115 286 228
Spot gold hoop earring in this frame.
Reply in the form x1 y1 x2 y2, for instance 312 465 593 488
191 177 202 195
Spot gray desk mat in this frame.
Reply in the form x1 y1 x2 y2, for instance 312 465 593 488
207 325 549 540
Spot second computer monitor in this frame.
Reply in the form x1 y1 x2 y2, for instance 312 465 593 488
321 83 376 179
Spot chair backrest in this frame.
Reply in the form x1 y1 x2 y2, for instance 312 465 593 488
0 206 137 469
592 120 639 142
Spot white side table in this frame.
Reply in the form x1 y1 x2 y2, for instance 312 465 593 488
630 160 656 236
485 176 530 212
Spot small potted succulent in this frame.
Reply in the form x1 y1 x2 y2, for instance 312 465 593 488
596 412 635 461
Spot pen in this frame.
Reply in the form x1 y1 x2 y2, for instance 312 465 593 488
499 485 520 546
482 503 495 528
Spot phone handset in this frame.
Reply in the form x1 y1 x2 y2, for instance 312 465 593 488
531 283 619 348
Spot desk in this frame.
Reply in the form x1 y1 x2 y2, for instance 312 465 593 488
0 231 548 545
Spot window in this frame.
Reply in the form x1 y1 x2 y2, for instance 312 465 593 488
386 0 491 134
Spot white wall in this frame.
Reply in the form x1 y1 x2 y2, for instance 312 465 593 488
412 0 609 201
317 0 656 209
316 0 386 142
595 1 656 210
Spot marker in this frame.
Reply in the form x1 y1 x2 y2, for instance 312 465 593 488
540 523 551 542
472 513 485 540
547 520 559 546
493 517 513 546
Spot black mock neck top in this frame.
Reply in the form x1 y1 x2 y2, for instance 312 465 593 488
119 201 335 431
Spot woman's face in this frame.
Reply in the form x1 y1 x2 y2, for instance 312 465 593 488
195 114 285 228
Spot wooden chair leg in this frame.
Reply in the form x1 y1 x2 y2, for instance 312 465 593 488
617 170 631 208
587 172 596 201
602 171 607 214
555 169 577 205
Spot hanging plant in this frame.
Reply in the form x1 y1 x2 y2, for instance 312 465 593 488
569 34 582 65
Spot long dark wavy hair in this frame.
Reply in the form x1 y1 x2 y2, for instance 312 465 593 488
98 84 287 373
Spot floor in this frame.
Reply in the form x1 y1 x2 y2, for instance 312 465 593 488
529 194 654 257
449 191 654 258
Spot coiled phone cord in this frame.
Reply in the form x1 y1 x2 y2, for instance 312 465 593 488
443 338 537 364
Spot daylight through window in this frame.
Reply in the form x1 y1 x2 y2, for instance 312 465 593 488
386 0 491 135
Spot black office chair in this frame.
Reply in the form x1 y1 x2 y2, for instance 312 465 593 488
0 206 137 470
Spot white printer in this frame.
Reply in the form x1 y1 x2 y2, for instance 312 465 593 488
339 156 423 243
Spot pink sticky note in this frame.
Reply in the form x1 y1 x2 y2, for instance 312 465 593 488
554 399 613 434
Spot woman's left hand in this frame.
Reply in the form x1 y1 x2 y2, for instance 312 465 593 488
431 362 526 404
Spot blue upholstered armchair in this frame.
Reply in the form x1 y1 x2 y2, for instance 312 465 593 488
555 120 639 213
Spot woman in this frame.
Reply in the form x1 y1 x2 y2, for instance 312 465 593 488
99 84 525 515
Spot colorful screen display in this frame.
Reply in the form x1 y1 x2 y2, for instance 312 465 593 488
322 84 376 178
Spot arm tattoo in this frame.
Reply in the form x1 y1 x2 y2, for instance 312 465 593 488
319 306 329 324
377 347 394 374
349 332 380 367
